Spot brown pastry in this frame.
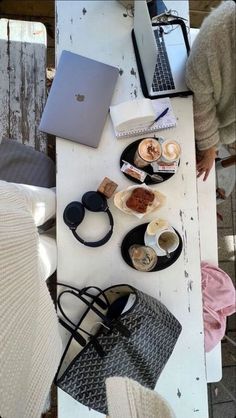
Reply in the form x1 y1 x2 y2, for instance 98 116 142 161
126 187 155 213
97 177 118 198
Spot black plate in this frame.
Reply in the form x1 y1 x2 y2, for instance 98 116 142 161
120 138 178 185
121 223 182 272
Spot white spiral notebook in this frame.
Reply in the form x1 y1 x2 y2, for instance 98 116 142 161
110 97 177 139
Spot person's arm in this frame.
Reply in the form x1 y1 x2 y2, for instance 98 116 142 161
186 34 221 180
186 55 220 149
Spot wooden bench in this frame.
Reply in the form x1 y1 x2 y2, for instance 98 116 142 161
0 18 47 152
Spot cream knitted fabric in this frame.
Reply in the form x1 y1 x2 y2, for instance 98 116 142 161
106 377 176 418
186 1 236 151
0 180 62 418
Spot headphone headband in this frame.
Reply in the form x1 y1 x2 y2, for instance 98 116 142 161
63 191 114 247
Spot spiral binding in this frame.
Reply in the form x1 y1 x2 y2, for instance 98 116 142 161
115 120 176 138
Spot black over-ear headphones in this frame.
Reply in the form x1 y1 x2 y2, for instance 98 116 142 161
63 191 114 247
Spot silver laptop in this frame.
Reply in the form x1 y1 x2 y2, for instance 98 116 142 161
39 51 119 147
133 0 190 98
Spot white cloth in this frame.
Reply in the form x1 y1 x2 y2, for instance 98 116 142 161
186 1 236 151
13 182 56 226
106 377 175 418
0 180 62 418
38 233 57 281
11 182 57 279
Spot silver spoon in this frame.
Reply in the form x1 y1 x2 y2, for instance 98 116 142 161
165 249 171 259
145 172 164 183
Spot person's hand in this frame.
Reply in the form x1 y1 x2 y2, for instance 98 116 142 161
196 146 217 181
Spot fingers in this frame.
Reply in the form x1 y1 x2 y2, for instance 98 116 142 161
197 170 209 181
196 148 216 181
196 164 211 181
197 169 204 179
203 169 210 181
196 164 206 178
197 160 208 171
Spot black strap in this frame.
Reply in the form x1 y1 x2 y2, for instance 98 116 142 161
57 286 110 357
59 318 87 347
57 283 131 345
59 318 105 357
58 289 109 325
57 283 110 309
72 208 114 247
81 288 109 310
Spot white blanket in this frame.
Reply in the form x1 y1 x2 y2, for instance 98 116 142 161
0 180 62 418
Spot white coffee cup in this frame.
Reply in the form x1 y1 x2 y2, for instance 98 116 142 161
161 140 181 163
155 229 179 256
144 219 179 256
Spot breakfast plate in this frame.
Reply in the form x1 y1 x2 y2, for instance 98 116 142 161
114 184 166 218
121 223 183 272
120 138 180 185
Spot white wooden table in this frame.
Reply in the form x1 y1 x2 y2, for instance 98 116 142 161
0 19 47 152
189 28 222 384
56 1 216 417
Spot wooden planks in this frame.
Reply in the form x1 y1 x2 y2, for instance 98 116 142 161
0 0 55 66
189 0 221 27
0 19 47 152
189 0 221 12
0 0 54 18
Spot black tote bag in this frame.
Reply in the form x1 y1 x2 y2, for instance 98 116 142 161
55 283 182 414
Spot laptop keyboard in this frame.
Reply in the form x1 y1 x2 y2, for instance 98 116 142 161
152 28 175 92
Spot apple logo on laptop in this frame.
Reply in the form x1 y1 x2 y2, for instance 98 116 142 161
75 93 85 102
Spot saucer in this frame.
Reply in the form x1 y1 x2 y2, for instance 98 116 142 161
121 223 183 272
144 226 180 256
120 138 179 185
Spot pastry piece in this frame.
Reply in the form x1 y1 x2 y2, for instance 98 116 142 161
114 185 166 218
126 187 154 213
97 177 118 198
129 245 157 272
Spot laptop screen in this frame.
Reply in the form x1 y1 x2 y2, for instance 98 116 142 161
134 0 158 92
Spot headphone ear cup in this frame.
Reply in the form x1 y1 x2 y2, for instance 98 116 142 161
82 191 107 212
63 202 85 229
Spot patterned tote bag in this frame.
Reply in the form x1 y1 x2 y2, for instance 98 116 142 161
55 283 182 414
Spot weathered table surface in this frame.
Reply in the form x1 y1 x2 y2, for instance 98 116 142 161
0 19 47 152
189 27 221 384
56 1 216 417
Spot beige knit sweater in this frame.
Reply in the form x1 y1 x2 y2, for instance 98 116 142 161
186 1 236 151
106 377 175 418
0 180 62 418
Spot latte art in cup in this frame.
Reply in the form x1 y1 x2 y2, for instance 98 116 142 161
134 138 161 168
161 140 181 163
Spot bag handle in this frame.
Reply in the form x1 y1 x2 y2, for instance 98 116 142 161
59 317 87 347
57 289 109 325
59 316 106 357
57 283 131 338
57 286 108 357
57 282 110 310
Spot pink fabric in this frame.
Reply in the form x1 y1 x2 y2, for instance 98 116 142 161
201 262 236 352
